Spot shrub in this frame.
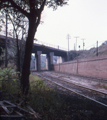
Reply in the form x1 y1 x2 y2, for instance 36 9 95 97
0 68 20 91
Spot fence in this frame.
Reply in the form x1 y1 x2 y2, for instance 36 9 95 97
53 55 107 79
34 39 67 51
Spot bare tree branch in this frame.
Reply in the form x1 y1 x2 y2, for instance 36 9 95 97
0 0 30 18
40 0 46 12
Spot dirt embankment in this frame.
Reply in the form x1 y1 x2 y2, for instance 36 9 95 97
69 44 107 60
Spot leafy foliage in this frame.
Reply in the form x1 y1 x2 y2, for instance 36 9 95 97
1 74 106 120
0 47 5 60
0 0 69 94
0 68 20 90
0 68 19 80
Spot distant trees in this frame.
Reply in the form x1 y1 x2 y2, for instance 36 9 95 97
0 0 68 94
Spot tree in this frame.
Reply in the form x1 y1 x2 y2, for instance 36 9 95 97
0 10 28 75
7 13 28 75
0 0 68 94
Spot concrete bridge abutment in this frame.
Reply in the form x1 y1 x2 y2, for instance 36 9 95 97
35 51 42 71
47 52 54 71
31 43 67 71
34 51 54 71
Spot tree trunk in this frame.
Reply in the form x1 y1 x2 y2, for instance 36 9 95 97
21 18 37 95
16 35 21 79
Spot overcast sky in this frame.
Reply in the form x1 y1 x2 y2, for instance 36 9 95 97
35 0 107 50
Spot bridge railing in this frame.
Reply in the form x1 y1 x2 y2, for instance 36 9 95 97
34 39 67 51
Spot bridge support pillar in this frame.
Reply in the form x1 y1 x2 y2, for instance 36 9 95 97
47 52 54 70
46 55 48 70
35 51 42 71
35 57 37 70
57 56 63 63
62 56 67 62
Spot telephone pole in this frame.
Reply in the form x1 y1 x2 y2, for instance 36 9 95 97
74 44 75 50
74 36 79 51
81 38 85 50
96 41 98 56
66 34 71 61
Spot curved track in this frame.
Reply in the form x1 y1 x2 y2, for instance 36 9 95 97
51 71 107 83
34 72 107 108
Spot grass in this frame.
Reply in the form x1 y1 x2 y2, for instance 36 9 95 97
94 82 107 89
0 73 107 120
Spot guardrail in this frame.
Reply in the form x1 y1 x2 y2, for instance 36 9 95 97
34 39 67 51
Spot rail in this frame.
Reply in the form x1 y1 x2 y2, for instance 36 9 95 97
35 72 107 108
34 39 67 51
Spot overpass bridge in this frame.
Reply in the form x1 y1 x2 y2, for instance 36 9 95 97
32 43 68 71
0 35 68 71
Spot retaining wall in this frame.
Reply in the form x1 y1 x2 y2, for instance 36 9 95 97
53 55 107 79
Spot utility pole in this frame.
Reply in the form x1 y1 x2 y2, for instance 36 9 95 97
96 41 98 56
74 36 79 51
5 14 8 67
67 34 71 52
81 38 85 50
66 34 71 61
78 45 80 51
74 43 75 50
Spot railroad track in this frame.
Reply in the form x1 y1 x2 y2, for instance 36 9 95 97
52 71 107 83
42 72 107 95
34 72 107 108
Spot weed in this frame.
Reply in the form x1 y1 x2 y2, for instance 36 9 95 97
0 68 20 92
95 82 107 89
0 73 107 119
